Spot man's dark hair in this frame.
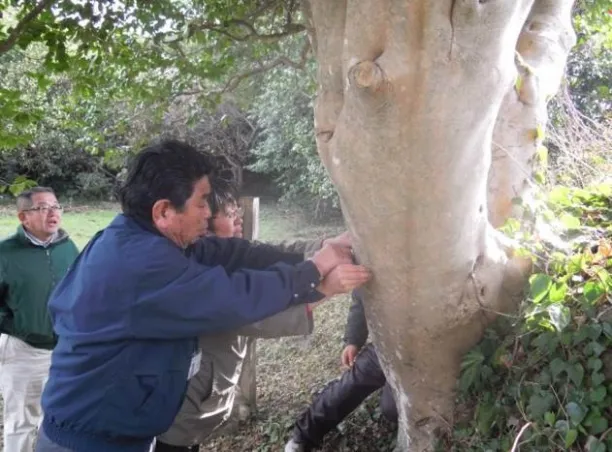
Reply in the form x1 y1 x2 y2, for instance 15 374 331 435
119 140 215 223
16 187 56 211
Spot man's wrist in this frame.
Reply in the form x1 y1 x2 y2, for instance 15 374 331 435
309 256 329 278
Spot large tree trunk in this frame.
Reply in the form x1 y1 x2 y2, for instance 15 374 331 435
304 1 575 450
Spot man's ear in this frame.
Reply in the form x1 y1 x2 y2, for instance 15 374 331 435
151 199 174 229
17 211 27 224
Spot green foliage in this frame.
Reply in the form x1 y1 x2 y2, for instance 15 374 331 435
248 58 339 217
566 0 612 120
0 174 37 196
0 1 308 143
451 184 612 451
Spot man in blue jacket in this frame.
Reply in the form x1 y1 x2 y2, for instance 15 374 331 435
35 140 370 452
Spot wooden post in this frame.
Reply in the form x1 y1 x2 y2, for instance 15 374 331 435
239 197 259 241
236 196 259 420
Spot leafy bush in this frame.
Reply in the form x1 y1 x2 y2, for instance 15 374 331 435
248 64 339 218
0 139 117 200
450 184 612 451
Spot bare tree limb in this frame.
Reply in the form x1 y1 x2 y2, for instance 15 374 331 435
0 0 57 55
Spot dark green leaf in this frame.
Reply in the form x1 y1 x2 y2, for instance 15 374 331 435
476 400 497 435
528 392 554 418
584 281 606 304
550 358 567 379
565 429 578 448
566 402 586 425
590 386 607 403
593 372 606 387
556 419 570 433
588 324 604 340
590 416 609 435
588 358 603 372
567 363 585 386
587 436 606 452
586 341 606 357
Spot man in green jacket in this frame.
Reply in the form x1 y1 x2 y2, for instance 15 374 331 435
0 187 79 452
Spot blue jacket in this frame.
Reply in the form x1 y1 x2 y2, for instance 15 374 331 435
41 214 323 452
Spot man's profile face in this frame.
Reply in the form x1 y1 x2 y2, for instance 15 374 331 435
157 176 212 247
18 192 62 241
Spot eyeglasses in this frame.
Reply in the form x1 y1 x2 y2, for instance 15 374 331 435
228 207 244 219
214 207 243 220
24 205 63 213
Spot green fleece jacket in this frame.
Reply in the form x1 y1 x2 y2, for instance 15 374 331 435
0 226 79 349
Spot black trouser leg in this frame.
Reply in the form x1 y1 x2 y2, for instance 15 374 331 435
153 440 199 452
379 382 398 422
292 343 388 448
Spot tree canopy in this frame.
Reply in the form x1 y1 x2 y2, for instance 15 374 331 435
0 0 610 204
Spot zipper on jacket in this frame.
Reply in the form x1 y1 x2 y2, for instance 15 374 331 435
46 248 56 286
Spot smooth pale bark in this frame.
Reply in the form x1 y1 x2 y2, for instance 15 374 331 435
305 1 575 450
488 1 576 227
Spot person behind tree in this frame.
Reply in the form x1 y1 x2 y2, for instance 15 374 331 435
35 140 370 452
154 178 356 452
285 289 397 452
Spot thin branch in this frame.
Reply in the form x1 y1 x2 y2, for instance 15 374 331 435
222 38 310 92
0 0 57 55
171 38 311 100
186 19 305 43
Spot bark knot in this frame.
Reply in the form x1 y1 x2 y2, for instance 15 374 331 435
348 60 386 92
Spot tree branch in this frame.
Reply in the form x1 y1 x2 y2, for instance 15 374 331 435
186 18 305 43
0 0 57 55
222 38 310 92
171 38 311 100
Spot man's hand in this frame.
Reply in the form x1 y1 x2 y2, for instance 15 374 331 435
310 244 353 277
316 264 370 298
323 231 352 249
341 344 359 368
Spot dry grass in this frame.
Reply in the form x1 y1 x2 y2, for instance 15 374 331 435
548 89 612 187
202 295 396 452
